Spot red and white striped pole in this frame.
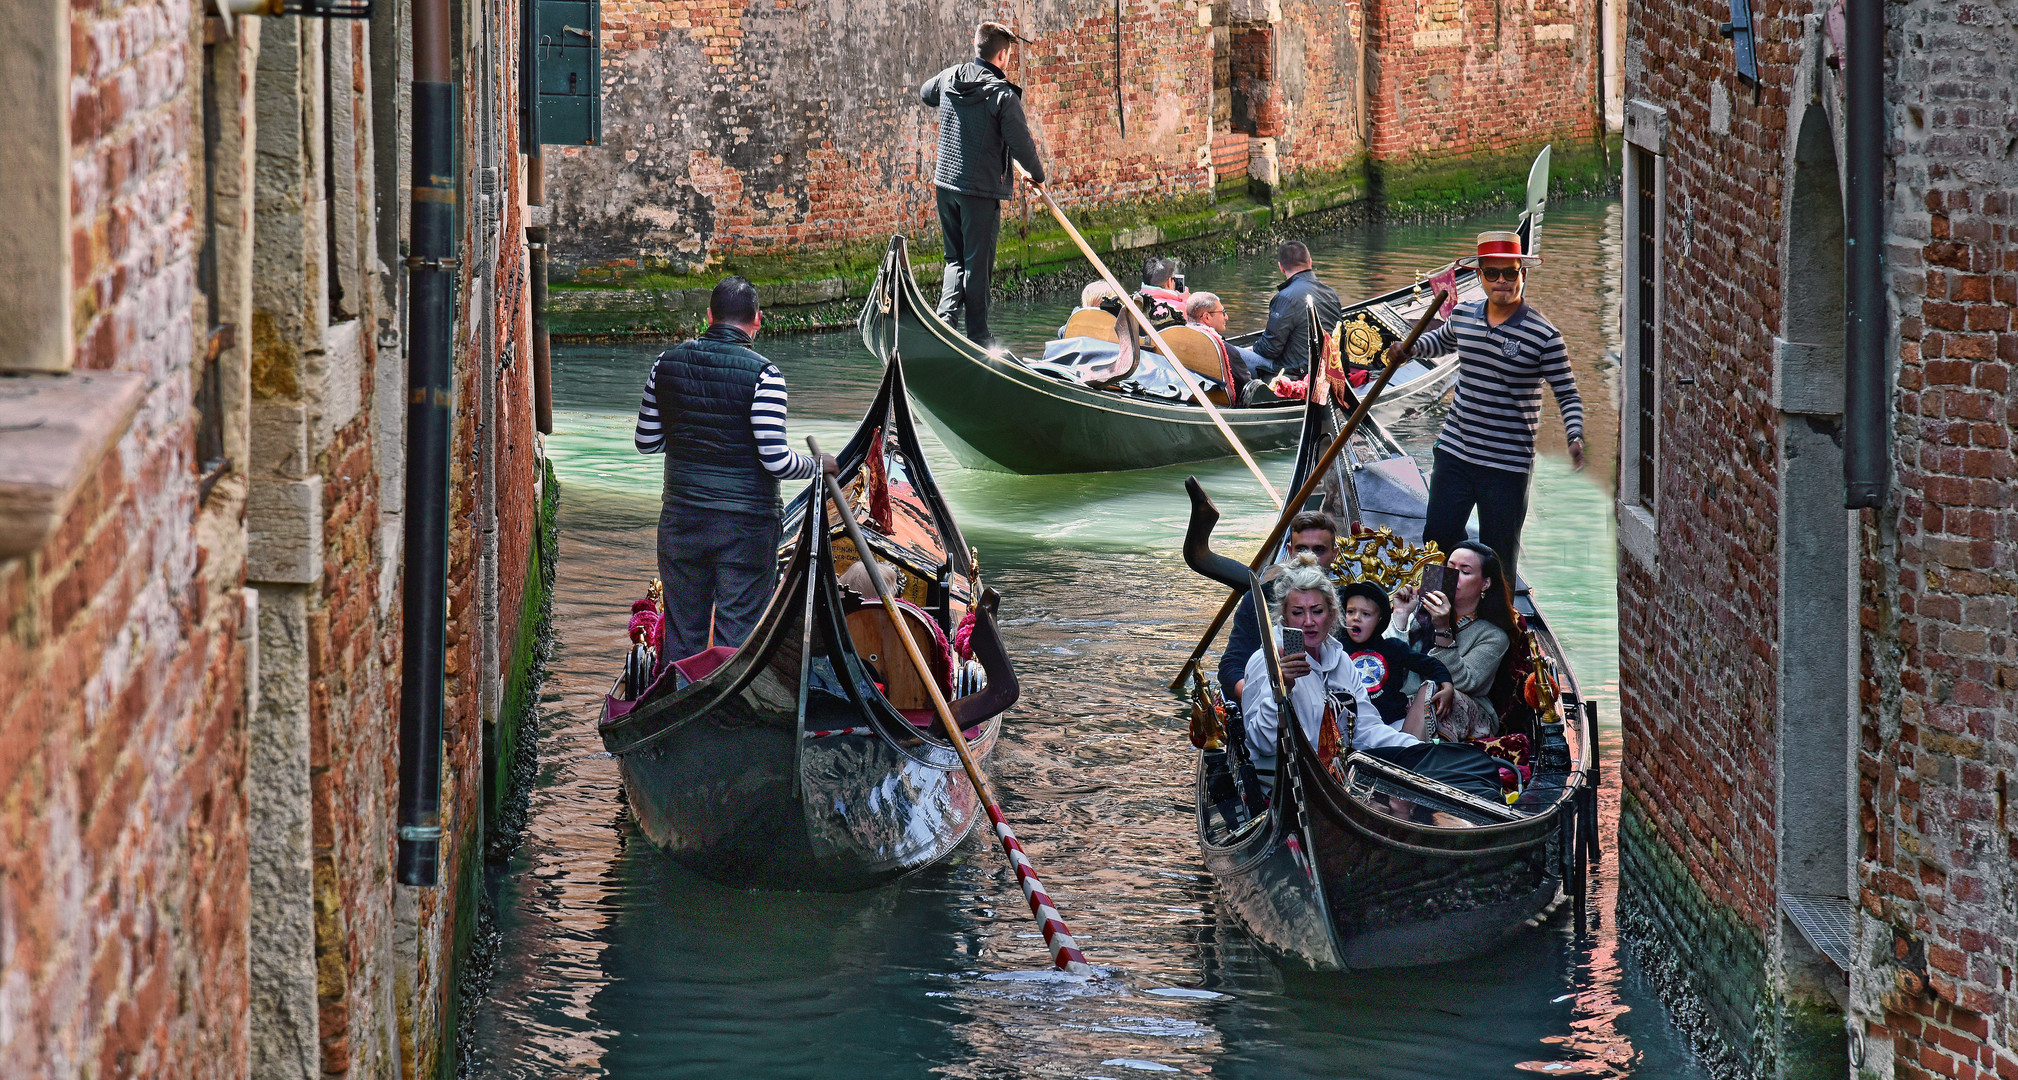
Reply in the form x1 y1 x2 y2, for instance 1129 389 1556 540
986 805 1093 974
813 437 1094 976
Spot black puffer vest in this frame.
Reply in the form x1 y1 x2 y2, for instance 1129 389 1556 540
648 324 776 514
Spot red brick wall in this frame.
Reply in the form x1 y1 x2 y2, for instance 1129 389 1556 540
1365 0 1601 164
1619 0 2018 1074
551 0 1601 275
0 0 251 1076
1856 2 2018 1073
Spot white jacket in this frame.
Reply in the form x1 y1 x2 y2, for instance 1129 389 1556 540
1241 628 1417 789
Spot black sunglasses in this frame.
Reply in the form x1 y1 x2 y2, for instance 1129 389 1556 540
1478 266 1524 282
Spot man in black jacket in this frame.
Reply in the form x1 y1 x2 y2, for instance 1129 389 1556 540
920 21 1046 348
634 277 836 660
1251 240 1343 382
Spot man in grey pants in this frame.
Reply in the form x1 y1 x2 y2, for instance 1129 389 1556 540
634 277 837 660
920 21 1046 349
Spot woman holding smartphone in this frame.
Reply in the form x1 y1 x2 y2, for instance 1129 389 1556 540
1239 555 1421 793
1391 540 1517 741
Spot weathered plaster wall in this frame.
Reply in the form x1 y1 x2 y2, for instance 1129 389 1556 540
548 0 1603 281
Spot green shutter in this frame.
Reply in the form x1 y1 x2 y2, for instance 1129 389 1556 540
536 0 600 146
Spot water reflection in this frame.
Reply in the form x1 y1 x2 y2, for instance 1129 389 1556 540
468 199 1696 1079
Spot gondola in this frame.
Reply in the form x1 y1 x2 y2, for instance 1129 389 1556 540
597 358 1019 892
1177 390 1601 970
855 148 1554 476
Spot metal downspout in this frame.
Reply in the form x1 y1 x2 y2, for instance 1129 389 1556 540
397 0 456 887
1843 0 1886 509
524 0 551 434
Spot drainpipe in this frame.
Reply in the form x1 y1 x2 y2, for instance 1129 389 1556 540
397 0 456 887
525 0 552 434
1843 0 1885 509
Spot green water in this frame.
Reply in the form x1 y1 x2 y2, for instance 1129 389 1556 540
468 199 1699 1078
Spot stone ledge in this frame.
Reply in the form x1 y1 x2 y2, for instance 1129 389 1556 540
0 371 147 561
1618 500 1659 574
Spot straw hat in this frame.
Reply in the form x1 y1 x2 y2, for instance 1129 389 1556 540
1456 230 1542 268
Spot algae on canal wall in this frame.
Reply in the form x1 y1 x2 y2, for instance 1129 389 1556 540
550 138 1621 341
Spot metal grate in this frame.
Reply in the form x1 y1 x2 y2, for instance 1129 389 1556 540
1781 893 1856 971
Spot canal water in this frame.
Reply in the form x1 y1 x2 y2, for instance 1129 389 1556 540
465 199 1706 1079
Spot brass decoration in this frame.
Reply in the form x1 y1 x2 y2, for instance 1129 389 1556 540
647 577 665 612
1189 674 1228 750
1338 311 1389 368
1330 528 1445 590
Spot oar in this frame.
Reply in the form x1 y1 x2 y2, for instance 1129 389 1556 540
810 436 1094 977
1168 290 1448 690
1021 175 1283 509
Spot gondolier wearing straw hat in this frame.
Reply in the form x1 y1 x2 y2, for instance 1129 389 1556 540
635 277 838 661
920 21 1046 351
1388 230 1585 584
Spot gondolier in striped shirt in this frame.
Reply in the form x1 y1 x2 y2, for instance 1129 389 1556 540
635 276 838 661
1390 231 1585 583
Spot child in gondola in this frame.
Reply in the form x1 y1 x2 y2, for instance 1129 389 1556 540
1339 581 1454 741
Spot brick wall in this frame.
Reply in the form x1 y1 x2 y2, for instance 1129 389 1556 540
0 0 252 1076
550 0 1601 277
1618 0 2018 1076
0 3 548 1078
1856 2 2018 1075
1365 0 1601 164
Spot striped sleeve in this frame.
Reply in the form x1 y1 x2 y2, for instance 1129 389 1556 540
1410 318 1457 360
753 365 818 480
1538 330 1585 442
635 361 666 454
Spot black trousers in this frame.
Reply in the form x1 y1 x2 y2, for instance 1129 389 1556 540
1423 447 1532 585
935 188 1002 343
656 506 782 661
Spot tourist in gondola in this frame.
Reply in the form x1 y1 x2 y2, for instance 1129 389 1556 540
919 21 1046 350
1132 256 1190 329
1339 581 1452 739
1388 230 1585 582
1250 240 1343 383
1240 555 1420 792
1217 510 1341 703
634 276 838 661
1390 540 1516 741
1183 292 1265 402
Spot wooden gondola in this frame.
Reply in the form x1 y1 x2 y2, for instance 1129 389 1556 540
1178 392 1601 970
854 147 1554 476
596 358 1019 892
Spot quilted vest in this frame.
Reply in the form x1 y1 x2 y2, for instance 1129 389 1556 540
649 324 777 514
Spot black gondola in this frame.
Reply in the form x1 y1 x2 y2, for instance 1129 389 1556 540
597 358 1019 892
1179 394 1600 970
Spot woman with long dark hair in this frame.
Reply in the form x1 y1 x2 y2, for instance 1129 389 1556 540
1392 540 1515 740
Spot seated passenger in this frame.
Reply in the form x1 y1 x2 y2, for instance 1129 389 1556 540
1184 292 1269 404
1240 555 1420 791
1133 256 1190 330
1251 240 1342 380
1080 280 1120 309
1339 582 1452 740
1391 540 1515 741
1218 511 1340 705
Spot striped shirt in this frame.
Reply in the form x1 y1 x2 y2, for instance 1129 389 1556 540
635 363 819 480
1409 300 1584 474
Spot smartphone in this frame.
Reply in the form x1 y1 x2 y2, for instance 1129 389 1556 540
1171 272 1187 292
1280 626 1306 659
1419 563 1452 606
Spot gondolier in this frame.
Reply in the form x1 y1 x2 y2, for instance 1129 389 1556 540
635 276 836 661
920 21 1046 349
1390 230 1584 582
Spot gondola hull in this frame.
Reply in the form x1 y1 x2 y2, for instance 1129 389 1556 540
1186 379 1599 969
599 359 1008 892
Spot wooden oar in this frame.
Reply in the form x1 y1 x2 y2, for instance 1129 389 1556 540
1022 175 1283 509
810 436 1094 977
1168 290 1448 690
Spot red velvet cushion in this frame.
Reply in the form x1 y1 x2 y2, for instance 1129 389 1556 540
671 645 738 684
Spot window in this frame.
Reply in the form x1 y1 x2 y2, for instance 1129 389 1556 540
1619 99 1666 568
